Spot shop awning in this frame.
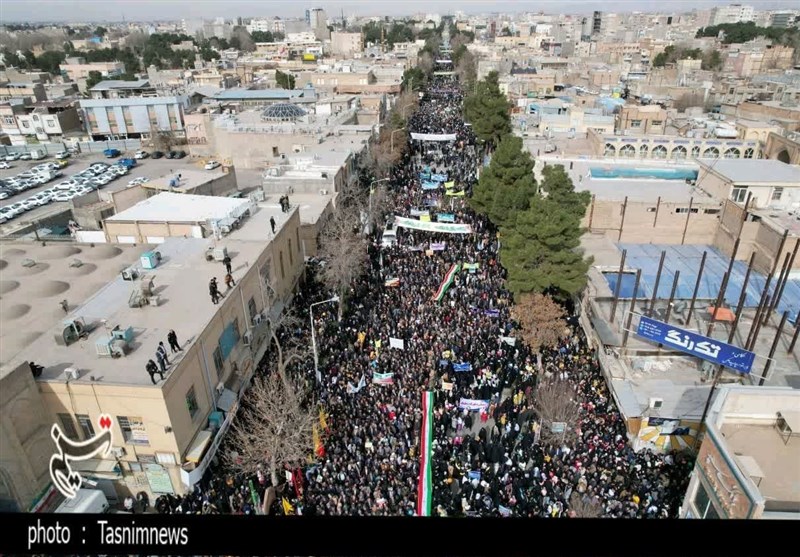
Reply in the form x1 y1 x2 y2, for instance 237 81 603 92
184 429 213 464
71 459 122 479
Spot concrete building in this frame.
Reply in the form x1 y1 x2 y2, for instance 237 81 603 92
710 4 755 25
59 57 125 82
588 129 761 160
330 32 364 58
0 81 46 103
695 159 800 210
79 96 189 141
103 191 249 244
680 386 800 519
616 104 668 136
1 205 304 501
12 100 82 144
0 242 149 512
89 80 157 100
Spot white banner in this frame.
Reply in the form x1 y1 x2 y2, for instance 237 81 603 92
389 337 405 350
394 216 472 234
458 398 490 411
410 133 458 142
500 336 517 346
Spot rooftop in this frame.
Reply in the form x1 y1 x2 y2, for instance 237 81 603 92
0 242 149 377
700 159 800 185
213 88 315 102
11 236 268 386
143 168 229 193
90 79 152 91
106 192 251 224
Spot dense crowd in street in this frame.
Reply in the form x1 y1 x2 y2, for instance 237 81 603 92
155 63 693 518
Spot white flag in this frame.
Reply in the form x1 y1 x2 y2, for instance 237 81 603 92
389 337 405 350
347 374 366 394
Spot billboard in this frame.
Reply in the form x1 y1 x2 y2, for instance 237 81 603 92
636 316 755 373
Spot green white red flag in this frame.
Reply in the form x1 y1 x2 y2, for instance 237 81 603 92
417 391 434 516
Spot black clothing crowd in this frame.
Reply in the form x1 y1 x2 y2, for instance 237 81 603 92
155 70 693 518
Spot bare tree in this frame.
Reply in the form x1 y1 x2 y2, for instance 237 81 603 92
418 51 434 75
224 372 316 486
150 129 175 152
531 378 581 444
568 492 603 518
511 293 567 369
672 91 706 112
455 49 477 88
267 313 311 389
317 205 370 321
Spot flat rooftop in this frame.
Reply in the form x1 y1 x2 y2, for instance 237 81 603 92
700 159 800 184
719 422 800 509
0 242 149 376
577 177 702 203
106 192 250 223
144 168 230 192
8 236 267 386
750 209 800 237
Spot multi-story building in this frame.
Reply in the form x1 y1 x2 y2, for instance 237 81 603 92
0 204 305 505
330 32 364 58
679 386 800 519
770 11 797 28
79 96 189 141
710 4 755 25
59 57 125 82
0 81 46 103
89 80 157 100
695 159 800 209
615 104 668 136
13 100 82 144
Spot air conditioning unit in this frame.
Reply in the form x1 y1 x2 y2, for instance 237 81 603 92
111 447 126 458
64 367 80 381
243 330 253 346
121 267 138 281
649 398 664 410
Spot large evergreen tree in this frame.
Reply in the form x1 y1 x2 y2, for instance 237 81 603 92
470 135 537 229
501 198 592 298
539 164 591 221
464 71 511 148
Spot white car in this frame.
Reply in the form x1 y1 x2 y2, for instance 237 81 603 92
0 206 17 219
110 165 128 175
27 193 50 206
55 150 70 158
128 177 150 187
134 150 149 159
19 153 32 161
4 153 20 161
204 160 221 170
6 201 29 214
52 191 76 202
55 181 77 191
89 163 109 173
0 161 10 169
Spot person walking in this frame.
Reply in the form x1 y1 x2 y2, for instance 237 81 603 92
225 272 236 289
223 254 232 275
157 341 170 366
270 216 276 234
155 350 168 375
167 329 182 353
146 359 163 384
210 277 220 304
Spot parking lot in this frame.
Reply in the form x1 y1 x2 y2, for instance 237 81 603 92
0 150 215 234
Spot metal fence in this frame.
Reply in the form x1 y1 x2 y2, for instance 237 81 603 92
0 138 142 157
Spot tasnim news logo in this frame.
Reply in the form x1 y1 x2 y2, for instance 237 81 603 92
49 414 114 499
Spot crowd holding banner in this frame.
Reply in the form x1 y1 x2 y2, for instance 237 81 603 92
154 68 693 519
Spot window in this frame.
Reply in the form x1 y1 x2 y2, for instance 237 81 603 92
58 414 79 440
185 386 199 419
646 207 657 213
77 414 95 440
692 482 720 519
604 143 616 156
20 120 30 129
117 416 148 445
675 207 699 214
630 119 642 128
272 146 279 157
691 146 701 158
248 296 258 322
279 251 285 279
296 228 301 257
743 148 754 159
639 144 649 157
652 145 668 159
731 187 748 203
772 187 783 201
704 209 720 215
232 317 241 344
288 238 293 266
651 120 663 127
213 347 224 378
3 116 14 125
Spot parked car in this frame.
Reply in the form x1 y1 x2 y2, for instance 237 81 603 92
150 151 164 159
128 177 150 187
0 161 10 169
55 150 70 158
174 150 187 159
5 153 20 161
52 191 76 202
103 148 121 158
0 189 10 200
110 165 128 176
30 149 46 160
166 151 177 159
6 201 29 215
0 206 17 220
116 158 137 169
55 158 70 168
204 160 221 170
89 162 109 173
19 152 32 160
134 150 149 159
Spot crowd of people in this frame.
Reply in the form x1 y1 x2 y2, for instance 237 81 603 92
155 61 694 518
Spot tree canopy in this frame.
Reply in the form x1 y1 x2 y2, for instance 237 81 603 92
696 21 799 45
464 71 512 148
276 69 295 90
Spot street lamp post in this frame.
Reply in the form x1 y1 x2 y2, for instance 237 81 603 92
310 295 339 384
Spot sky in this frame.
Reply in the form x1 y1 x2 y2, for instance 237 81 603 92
0 0 796 23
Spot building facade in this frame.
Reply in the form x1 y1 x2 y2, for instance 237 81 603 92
588 129 761 160
79 96 189 141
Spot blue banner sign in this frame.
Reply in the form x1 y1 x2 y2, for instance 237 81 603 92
636 316 755 373
431 173 448 182
437 213 455 223
421 181 440 190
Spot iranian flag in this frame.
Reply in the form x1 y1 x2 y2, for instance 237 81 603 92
432 264 461 302
417 391 434 517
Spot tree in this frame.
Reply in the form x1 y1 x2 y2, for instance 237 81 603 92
317 205 370 321
224 371 316 487
540 165 591 221
94 26 107 37
701 49 723 71
34 50 66 75
464 71 512 149
402 66 426 92
231 27 255 52
501 198 592 299
418 51 435 76
251 30 275 43
469 135 537 229
511 293 567 365
276 70 295 90
455 48 476 89
150 130 176 152
530 378 581 444
85 70 103 91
